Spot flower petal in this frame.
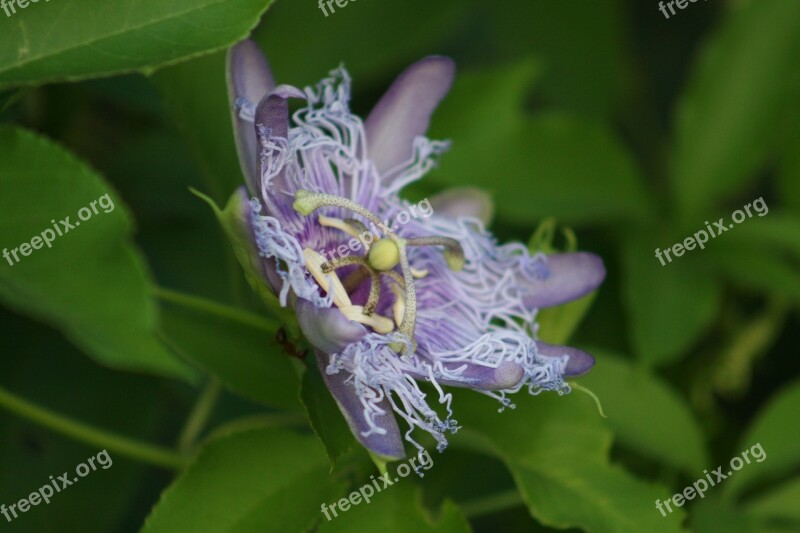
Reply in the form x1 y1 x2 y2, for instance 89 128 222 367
254 85 307 207
535 341 596 376
255 85 306 139
365 56 455 177
429 187 494 225
314 350 406 459
521 252 606 309
296 299 368 354
227 39 275 196
408 359 524 390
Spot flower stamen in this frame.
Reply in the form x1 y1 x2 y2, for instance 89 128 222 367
303 249 351 308
389 283 405 327
410 267 429 279
339 305 394 333
294 189 464 355
318 215 365 241
293 190 394 237
406 236 465 271
321 256 382 316
320 255 366 273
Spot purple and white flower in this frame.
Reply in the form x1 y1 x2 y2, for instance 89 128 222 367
225 40 606 459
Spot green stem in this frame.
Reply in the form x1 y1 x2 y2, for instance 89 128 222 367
177 379 222 452
460 489 524 518
153 286 278 333
0 386 187 470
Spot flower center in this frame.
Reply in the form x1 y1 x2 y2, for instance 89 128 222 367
293 189 464 354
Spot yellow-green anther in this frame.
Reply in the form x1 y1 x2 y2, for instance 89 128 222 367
292 190 316 215
407 236 465 272
292 189 393 236
367 239 401 271
443 249 465 272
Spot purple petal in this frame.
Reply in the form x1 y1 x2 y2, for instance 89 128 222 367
314 350 406 459
296 299 367 354
365 56 455 177
429 187 494 224
254 85 306 201
535 341 596 376
227 40 275 196
521 252 606 309
408 359 524 390
255 85 306 139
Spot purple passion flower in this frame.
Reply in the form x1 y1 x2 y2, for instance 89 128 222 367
225 40 606 459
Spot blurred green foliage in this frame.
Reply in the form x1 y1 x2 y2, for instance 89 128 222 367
1 0 800 531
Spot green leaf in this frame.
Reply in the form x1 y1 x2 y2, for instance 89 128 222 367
300 361 356 469
0 0 275 89
317 483 470 533
727 379 800 497
623 230 722 366
453 391 684 532
157 291 301 409
0 125 192 380
428 62 650 225
581 350 709 473
142 425 345 533
670 0 800 218
509 459 680 533
746 476 800 524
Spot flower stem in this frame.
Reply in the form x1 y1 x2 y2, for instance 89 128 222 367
177 379 222 452
459 489 524 518
153 286 278 333
0 385 187 470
